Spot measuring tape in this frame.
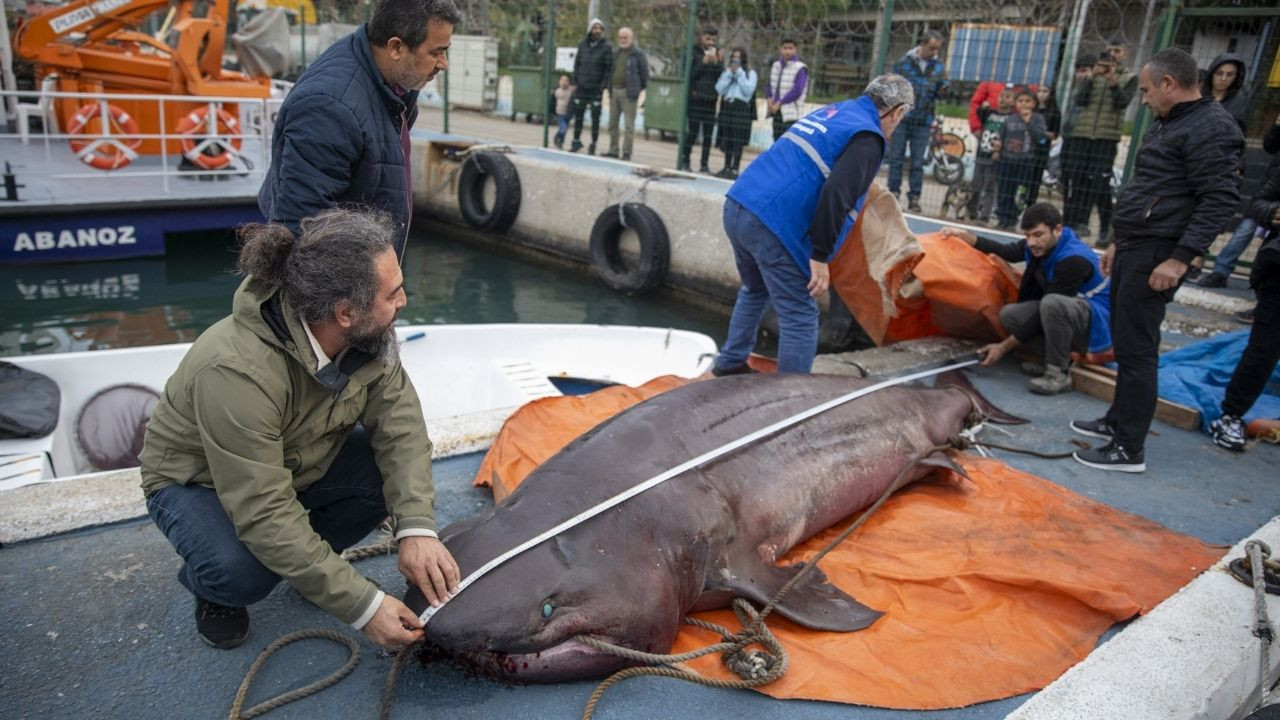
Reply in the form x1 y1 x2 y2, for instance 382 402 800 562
419 358 981 625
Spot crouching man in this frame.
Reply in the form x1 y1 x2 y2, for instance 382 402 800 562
943 202 1111 394
139 208 459 650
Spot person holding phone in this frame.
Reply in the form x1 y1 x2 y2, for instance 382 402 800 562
679 27 723 173
1062 41 1137 245
713 48 758 179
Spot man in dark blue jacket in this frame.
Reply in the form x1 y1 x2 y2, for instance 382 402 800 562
258 0 460 258
888 30 947 213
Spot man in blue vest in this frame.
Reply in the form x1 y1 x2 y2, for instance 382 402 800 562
942 202 1112 395
711 75 915 374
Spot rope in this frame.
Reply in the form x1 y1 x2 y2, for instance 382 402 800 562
971 438 1091 459
615 174 657 228
576 440 960 719
379 640 421 720
227 629 360 719
1248 540 1275 705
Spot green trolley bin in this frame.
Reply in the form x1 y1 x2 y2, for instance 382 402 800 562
642 75 685 141
509 65 548 122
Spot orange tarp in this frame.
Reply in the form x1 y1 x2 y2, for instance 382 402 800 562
473 379 1222 709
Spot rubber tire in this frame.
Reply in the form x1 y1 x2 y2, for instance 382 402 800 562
458 151 521 233
588 203 670 296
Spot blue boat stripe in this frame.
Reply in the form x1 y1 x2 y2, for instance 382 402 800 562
782 134 831 178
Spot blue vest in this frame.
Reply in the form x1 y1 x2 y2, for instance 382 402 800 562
1027 227 1112 353
727 95 886 272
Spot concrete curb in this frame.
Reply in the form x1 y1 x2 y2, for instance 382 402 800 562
1007 516 1280 720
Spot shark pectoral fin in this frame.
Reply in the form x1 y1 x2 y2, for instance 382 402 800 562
718 562 883 632
916 451 970 481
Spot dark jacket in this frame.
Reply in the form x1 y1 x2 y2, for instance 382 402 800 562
1249 152 1280 288
1111 97 1244 263
891 47 948 125
258 26 417 253
573 33 613 96
1203 53 1250 133
688 44 723 108
613 46 649 101
1070 65 1137 142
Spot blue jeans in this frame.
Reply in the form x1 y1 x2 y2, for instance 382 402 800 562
715 198 819 374
1210 217 1258 279
145 427 388 607
554 114 569 144
887 120 930 200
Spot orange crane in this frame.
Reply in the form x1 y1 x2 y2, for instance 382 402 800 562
12 0 270 169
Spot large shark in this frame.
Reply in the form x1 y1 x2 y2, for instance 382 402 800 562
407 371 1022 682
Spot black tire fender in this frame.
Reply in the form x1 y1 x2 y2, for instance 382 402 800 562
588 203 670 295
457 151 522 233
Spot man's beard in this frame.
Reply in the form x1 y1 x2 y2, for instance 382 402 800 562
345 317 400 364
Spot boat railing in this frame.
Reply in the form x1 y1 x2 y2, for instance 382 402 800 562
0 80 293 194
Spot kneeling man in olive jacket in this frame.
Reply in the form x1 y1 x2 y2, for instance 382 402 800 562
140 208 459 650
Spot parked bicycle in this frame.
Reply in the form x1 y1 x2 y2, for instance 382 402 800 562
926 119 966 186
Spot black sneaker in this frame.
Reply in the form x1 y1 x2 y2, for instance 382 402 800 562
699 164 712 174
1185 266 1202 282
1195 273 1227 288
195 596 249 649
569 140 583 153
1070 417 1115 440
601 149 620 158
711 363 758 377
907 198 923 213
1209 413 1247 452
1235 307 1255 324
1073 442 1146 473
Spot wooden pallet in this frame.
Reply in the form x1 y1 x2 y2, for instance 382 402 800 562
1069 364 1202 431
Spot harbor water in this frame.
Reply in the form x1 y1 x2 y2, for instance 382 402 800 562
0 221 752 358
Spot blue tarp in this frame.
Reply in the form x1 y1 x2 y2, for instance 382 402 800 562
1158 329 1280 433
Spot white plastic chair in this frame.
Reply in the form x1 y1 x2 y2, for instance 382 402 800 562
16 74 58 144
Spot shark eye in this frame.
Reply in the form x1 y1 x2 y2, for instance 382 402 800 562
541 601 554 619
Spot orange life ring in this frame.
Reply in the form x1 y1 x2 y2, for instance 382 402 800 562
65 102 142 171
175 105 243 170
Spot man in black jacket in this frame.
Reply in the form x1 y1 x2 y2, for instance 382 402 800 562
1072 48 1244 473
1207 146 1280 451
679 27 722 173
258 0 460 257
569 18 613 155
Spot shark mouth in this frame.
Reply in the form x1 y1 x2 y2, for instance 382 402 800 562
428 636 637 683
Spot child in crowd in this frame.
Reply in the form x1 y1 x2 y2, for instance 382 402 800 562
994 89 1047 230
553 75 574 149
966 88 1014 225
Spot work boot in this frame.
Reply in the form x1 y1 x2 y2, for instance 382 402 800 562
1028 365 1073 395
1195 273 1228 288
1069 417 1114 441
1073 442 1145 473
588 143 596 156
715 168 735 179
907 196 923 213
194 596 249 649
1019 360 1047 377
569 140 583 153
1209 413 1247 452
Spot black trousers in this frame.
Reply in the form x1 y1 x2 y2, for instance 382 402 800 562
681 99 717 168
570 92 602 145
1063 137 1117 237
1223 268 1280 417
1105 244 1182 451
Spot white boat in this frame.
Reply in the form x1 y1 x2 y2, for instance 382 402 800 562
0 323 717 492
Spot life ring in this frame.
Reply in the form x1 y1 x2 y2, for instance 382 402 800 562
65 102 141 171
588 203 670 296
457 151 521 233
176 105 243 170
